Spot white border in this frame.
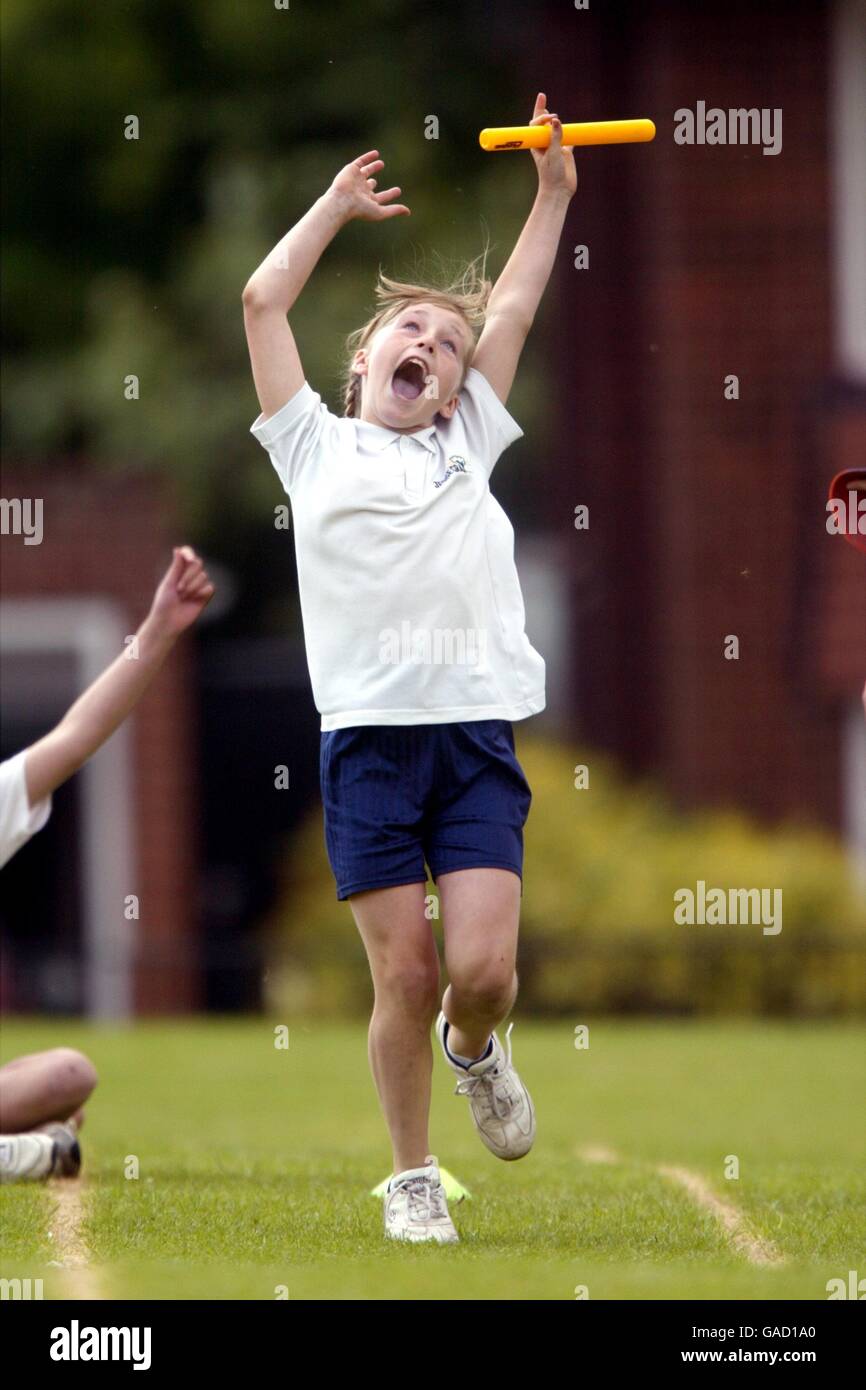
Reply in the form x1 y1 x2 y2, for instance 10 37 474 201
831 0 866 379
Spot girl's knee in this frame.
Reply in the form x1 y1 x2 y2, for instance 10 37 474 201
51 1048 98 1101
447 966 516 1015
377 959 441 1016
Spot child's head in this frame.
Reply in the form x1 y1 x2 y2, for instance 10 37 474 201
341 249 492 431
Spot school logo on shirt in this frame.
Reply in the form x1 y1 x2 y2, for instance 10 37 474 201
433 455 471 488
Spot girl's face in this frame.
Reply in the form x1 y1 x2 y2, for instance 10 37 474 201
352 301 472 431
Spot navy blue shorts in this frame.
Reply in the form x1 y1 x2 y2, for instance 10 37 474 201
319 719 532 901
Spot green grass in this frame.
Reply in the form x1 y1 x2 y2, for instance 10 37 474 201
1 1018 864 1299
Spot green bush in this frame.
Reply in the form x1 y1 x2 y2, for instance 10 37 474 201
264 735 866 1018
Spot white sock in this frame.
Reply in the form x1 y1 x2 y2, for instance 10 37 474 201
444 1021 493 1068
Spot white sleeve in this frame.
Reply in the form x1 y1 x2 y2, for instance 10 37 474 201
249 381 334 495
455 367 524 478
0 751 52 871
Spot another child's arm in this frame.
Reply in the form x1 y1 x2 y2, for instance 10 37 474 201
242 153 410 421
24 547 214 807
472 92 577 406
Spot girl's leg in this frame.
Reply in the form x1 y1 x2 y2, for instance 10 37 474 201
437 868 521 1058
0 1048 98 1133
348 881 441 1176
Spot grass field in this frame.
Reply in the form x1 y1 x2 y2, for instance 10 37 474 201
1 1017 864 1300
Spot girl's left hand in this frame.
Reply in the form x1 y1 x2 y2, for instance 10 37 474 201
529 92 577 198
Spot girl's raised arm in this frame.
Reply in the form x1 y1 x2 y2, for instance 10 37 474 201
24 548 214 807
472 94 576 407
242 152 410 421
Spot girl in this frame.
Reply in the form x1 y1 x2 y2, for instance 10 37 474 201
243 93 576 1243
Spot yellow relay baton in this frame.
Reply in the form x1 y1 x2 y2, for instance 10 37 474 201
479 119 656 151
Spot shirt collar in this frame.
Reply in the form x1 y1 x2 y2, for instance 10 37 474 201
355 418 439 456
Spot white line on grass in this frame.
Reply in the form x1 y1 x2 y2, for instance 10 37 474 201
575 1144 786 1267
656 1164 786 1267
46 1177 107 1299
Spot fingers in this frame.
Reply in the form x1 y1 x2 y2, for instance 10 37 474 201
363 159 384 194
177 556 203 598
186 575 215 604
373 187 410 216
180 573 215 603
347 153 409 215
165 546 187 585
529 111 562 151
173 545 214 601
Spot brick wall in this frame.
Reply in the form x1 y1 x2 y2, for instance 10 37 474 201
534 0 862 830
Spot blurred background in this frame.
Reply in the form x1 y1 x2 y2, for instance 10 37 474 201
2 0 864 1021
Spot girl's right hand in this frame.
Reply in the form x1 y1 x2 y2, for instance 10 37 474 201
149 546 215 637
327 150 411 222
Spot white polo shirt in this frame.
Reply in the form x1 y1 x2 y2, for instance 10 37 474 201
0 750 52 870
250 366 546 730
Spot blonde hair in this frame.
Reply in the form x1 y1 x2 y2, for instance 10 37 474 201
340 245 493 419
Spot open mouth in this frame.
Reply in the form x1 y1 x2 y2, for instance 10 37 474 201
391 357 427 401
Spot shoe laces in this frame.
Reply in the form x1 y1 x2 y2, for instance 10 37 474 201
453 1021 519 1117
395 1175 449 1222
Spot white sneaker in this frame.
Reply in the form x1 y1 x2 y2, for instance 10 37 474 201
0 1132 57 1183
435 1011 536 1160
383 1154 459 1244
